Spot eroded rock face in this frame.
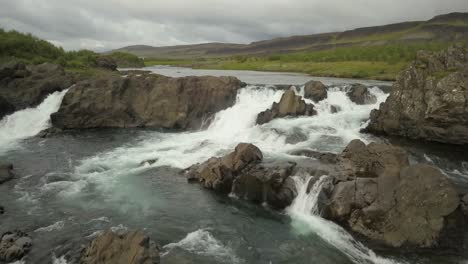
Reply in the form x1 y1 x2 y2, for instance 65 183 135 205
256 88 316 125
187 143 297 208
0 63 76 111
81 230 160 264
311 140 462 249
365 45 468 145
0 163 14 184
304 80 327 103
96 56 118 71
346 84 377 105
51 74 241 130
0 231 32 263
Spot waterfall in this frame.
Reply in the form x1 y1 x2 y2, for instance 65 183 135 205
287 176 405 264
0 89 68 153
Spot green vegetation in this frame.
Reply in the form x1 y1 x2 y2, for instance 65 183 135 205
0 29 142 72
145 43 456 80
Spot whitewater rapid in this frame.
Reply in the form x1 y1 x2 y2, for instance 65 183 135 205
0 89 68 154
287 176 403 264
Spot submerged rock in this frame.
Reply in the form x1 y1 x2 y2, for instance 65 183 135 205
256 88 316 125
51 74 241 130
81 230 160 264
304 80 327 102
365 45 468 145
313 140 463 249
0 163 14 184
187 143 297 208
346 84 377 105
0 231 32 263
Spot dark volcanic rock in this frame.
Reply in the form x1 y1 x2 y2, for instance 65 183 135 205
51 74 241 130
462 194 468 217
0 163 14 184
365 45 468 145
315 140 462 249
0 63 76 111
304 80 327 102
81 230 160 264
0 231 32 263
187 143 297 208
0 96 15 120
346 84 377 105
256 88 316 125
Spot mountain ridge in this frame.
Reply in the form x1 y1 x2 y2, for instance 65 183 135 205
111 12 468 59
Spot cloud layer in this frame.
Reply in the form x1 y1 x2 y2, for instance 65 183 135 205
1 0 468 51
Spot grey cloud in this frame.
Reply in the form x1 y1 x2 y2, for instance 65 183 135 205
1 0 468 51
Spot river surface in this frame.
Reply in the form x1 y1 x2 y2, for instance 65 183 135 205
0 67 467 264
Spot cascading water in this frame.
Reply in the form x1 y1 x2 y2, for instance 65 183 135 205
287 176 404 264
0 89 68 153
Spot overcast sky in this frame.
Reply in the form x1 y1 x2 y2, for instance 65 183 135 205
1 0 468 51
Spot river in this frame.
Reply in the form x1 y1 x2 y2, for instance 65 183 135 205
0 67 467 264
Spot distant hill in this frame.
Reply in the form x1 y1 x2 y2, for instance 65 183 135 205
111 12 468 59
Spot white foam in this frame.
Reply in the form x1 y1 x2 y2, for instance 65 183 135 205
0 89 68 153
35 220 65 232
287 176 405 264
52 254 68 264
163 229 242 264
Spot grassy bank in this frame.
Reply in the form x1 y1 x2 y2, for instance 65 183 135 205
0 29 142 72
144 42 455 80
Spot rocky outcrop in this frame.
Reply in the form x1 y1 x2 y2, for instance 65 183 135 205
310 140 462 249
51 74 241 130
0 231 32 263
304 80 327 102
81 230 160 264
0 62 76 111
365 45 468 145
0 163 14 184
187 143 297 209
346 84 377 105
96 56 118 71
256 88 316 125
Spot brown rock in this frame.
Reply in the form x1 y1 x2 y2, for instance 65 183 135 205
81 230 160 264
346 84 377 105
96 56 118 71
462 194 468 217
256 88 316 125
0 231 32 263
51 74 241 130
187 143 297 208
304 80 327 102
365 45 468 145
0 63 76 111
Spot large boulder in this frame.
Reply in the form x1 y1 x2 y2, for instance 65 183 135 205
0 231 32 263
0 163 14 184
81 230 160 264
304 80 327 102
51 74 241 130
365 45 468 145
256 88 316 125
346 84 377 105
313 140 462 249
187 143 297 209
0 63 76 111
